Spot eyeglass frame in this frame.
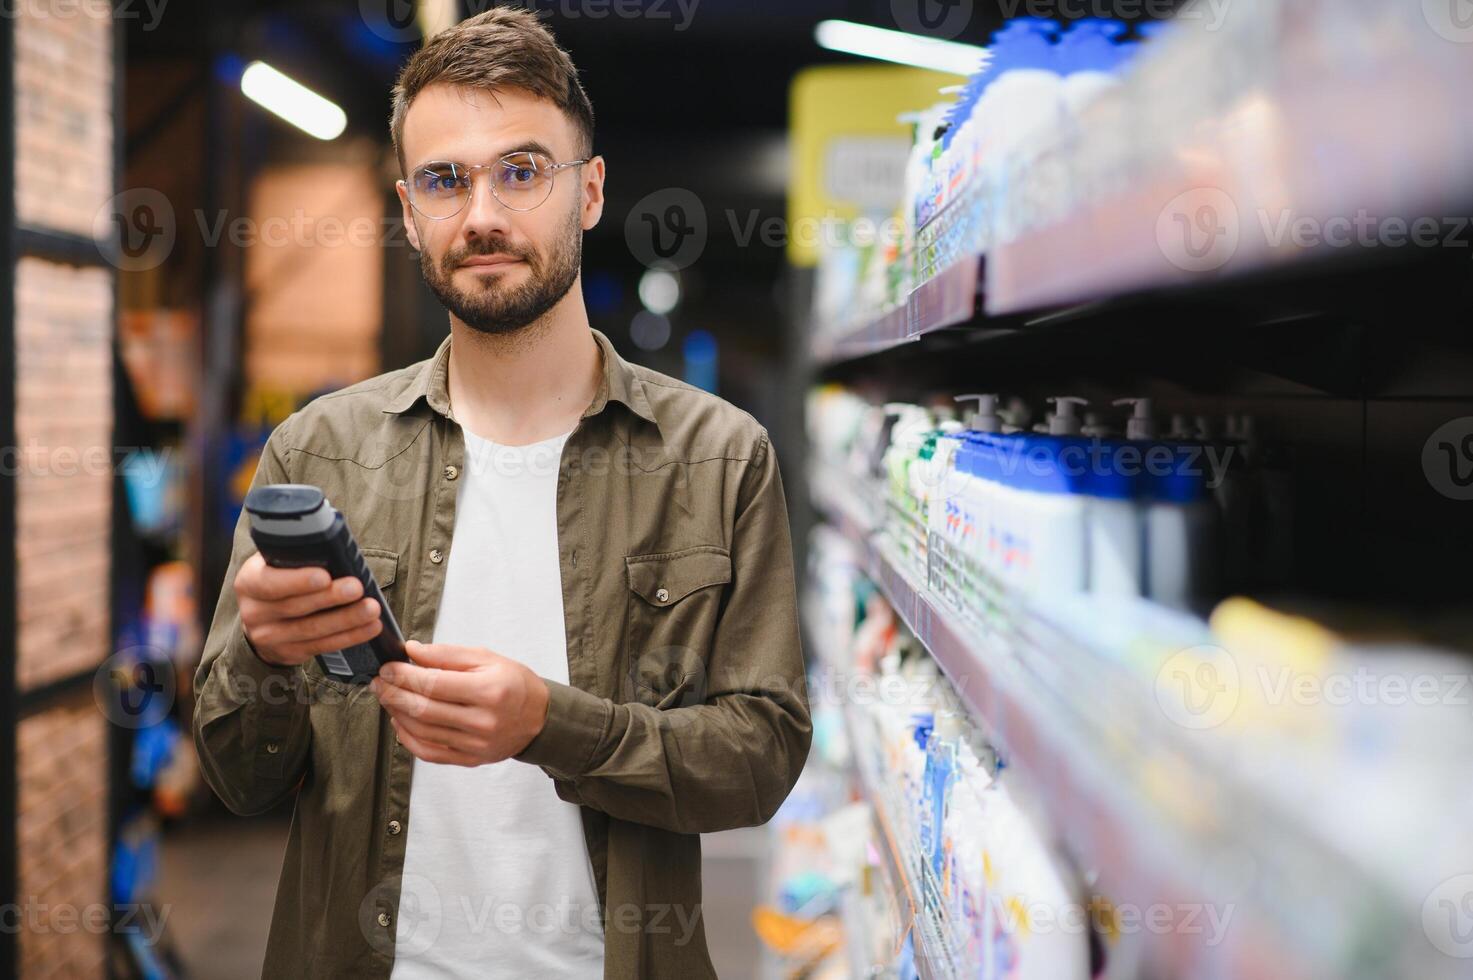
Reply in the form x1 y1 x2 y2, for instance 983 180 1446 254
399 152 593 219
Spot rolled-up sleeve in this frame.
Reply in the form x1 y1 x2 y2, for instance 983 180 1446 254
516 427 813 835
192 414 313 816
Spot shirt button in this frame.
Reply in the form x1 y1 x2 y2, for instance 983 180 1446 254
429 549 444 564
388 820 402 836
265 741 280 754
377 912 391 928
656 588 669 603
444 464 459 481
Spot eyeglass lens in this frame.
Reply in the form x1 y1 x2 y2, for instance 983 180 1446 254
410 152 557 216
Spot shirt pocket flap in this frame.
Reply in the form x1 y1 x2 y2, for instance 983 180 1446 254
361 548 398 590
624 546 731 606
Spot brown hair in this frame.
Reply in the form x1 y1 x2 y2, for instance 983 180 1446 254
389 5 595 175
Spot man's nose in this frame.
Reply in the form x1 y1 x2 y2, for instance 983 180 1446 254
459 171 516 241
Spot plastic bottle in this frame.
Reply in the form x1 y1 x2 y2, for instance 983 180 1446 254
912 418 965 552
922 711 962 878
882 403 937 560
945 18 1060 223
980 430 1028 589
983 408 1079 603
1048 395 1087 435
1057 18 1132 113
955 393 1004 434
986 781 1092 980
1009 434 1091 597
1084 438 1145 596
1081 412 1114 438
933 396 1004 598
1002 396 1033 434
973 18 1064 247
904 100 964 242
942 436 985 595
1113 397 1156 440
928 430 969 574
1145 458 1216 608
1138 404 1219 608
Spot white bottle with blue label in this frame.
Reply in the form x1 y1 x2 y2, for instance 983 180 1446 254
1079 397 1145 597
973 18 1063 247
1017 399 1093 597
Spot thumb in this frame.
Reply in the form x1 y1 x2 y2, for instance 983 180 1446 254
403 640 497 670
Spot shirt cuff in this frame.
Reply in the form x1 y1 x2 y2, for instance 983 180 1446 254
225 630 303 710
513 679 610 779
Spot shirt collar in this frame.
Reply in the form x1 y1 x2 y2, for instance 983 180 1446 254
381 327 657 425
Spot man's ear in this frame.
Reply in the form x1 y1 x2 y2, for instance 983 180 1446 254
395 179 423 251
580 155 606 232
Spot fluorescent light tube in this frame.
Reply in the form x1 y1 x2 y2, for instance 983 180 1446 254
814 19 987 76
240 61 347 141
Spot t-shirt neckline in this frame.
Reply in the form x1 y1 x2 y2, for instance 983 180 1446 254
461 424 577 452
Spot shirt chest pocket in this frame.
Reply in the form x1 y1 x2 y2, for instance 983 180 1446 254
622 546 731 709
304 548 400 706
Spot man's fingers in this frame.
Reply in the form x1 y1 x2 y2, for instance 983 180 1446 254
238 578 366 627
391 711 485 754
247 598 380 649
244 577 365 620
240 557 333 601
273 618 384 662
403 640 494 670
373 677 480 726
378 661 484 706
391 718 476 766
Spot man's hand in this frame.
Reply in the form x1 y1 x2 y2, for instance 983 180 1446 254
369 640 551 767
235 552 382 667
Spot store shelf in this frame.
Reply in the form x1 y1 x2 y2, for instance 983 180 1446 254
852 721 948 980
981 8 1473 315
810 256 979 366
807 463 1456 980
812 7 1473 366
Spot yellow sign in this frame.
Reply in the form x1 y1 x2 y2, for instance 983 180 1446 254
787 64 959 267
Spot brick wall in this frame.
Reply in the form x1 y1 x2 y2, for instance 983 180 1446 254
16 698 110 979
9 4 117 978
13 0 114 235
14 258 114 693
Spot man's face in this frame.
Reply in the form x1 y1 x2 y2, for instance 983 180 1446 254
396 84 604 336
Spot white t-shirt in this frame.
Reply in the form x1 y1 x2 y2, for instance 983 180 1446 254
389 424 604 980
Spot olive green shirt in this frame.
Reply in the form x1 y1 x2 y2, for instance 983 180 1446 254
192 327 812 979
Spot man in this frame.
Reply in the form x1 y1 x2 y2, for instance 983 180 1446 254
191 8 811 979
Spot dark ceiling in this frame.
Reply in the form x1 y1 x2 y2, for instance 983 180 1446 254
125 0 1189 203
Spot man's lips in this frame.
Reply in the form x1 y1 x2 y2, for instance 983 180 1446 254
458 255 523 269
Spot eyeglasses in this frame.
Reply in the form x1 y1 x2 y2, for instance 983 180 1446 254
402 151 590 219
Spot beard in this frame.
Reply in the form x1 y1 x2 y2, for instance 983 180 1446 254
419 202 582 337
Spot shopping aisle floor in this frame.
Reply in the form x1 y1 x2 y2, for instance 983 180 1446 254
158 811 769 978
